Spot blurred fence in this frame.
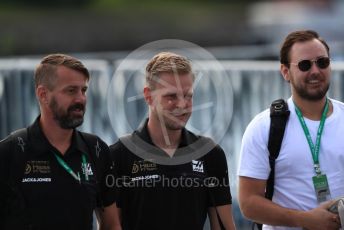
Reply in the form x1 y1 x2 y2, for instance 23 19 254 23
1 58 344 229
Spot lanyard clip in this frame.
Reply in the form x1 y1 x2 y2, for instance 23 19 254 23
314 164 321 175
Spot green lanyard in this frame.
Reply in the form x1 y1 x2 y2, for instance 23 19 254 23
54 153 88 183
294 98 329 175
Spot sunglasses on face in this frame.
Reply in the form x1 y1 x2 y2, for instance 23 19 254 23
289 57 330 72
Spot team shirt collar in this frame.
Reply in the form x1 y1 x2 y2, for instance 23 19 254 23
135 118 197 154
28 116 89 157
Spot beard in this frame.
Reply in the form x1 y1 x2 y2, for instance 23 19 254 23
49 97 85 129
291 74 330 101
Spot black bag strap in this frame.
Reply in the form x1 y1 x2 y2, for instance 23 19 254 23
266 99 290 199
79 132 104 209
254 99 290 230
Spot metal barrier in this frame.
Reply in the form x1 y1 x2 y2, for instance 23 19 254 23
1 58 344 229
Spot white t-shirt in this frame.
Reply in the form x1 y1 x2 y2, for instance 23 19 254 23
238 98 344 230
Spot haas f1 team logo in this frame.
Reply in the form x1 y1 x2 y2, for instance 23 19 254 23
192 160 204 173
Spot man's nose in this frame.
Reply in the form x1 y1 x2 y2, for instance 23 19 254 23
309 61 322 73
75 90 86 103
176 95 187 108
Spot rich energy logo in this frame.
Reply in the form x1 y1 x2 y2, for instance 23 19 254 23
23 161 52 183
25 161 51 175
131 160 158 174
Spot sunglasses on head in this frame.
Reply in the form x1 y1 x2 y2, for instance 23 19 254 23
289 57 330 72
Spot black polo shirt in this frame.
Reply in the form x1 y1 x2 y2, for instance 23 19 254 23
110 119 232 230
0 117 115 230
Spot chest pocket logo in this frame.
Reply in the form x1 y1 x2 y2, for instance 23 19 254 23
192 160 204 173
131 160 157 174
24 161 51 175
22 161 52 183
82 163 94 177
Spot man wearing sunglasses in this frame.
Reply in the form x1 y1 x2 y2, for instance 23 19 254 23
238 30 343 230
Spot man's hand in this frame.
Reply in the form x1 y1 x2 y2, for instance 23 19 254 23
96 203 121 230
301 200 340 230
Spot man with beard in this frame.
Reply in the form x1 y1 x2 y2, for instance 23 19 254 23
0 54 121 230
110 52 236 230
238 30 343 230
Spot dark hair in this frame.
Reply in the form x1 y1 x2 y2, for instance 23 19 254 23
280 30 330 67
34 53 89 90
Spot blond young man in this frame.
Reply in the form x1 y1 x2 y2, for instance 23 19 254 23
110 52 236 230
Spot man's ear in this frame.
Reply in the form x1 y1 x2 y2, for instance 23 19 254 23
143 86 153 105
36 85 49 105
280 64 290 82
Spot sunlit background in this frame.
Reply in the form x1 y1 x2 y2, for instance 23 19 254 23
1 0 344 229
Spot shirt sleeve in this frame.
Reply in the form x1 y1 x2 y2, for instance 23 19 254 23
205 145 232 207
109 141 124 208
238 109 271 180
96 138 116 208
0 135 13 220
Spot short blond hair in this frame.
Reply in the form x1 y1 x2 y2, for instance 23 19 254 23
145 52 193 89
34 53 89 90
